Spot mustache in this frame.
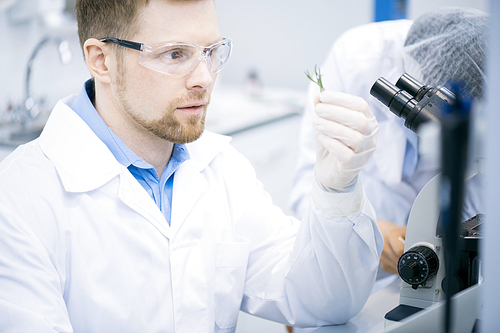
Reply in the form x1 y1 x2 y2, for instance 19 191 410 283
173 90 210 107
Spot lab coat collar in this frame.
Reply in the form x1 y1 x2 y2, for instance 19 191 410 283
39 96 123 193
171 129 232 235
39 96 174 239
185 130 232 171
39 95 233 193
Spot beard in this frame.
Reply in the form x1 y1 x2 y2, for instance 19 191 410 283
140 98 208 144
115 65 209 144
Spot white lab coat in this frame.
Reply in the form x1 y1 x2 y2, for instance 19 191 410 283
0 95 382 332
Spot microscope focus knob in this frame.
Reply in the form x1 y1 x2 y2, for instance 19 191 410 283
398 245 439 290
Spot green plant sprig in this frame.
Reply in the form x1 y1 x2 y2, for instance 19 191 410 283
305 65 324 92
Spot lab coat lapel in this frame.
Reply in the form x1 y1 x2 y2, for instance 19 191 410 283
39 97 171 239
170 159 207 239
169 131 231 240
118 170 171 239
39 99 122 192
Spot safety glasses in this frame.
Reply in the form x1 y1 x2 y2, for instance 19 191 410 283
100 37 233 77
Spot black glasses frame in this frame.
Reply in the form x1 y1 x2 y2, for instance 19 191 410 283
100 38 142 51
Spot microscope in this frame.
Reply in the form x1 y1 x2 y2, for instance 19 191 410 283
370 74 483 332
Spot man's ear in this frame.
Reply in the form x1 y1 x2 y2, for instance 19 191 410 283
83 38 114 84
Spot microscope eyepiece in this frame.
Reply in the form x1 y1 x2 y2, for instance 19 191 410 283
370 73 455 133
396 73 426 100
369 77 399 108
370 77 418 119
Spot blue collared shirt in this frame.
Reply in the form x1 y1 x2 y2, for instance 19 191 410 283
70 79 190 225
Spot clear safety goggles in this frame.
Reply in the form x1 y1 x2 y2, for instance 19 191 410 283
100 37 233 77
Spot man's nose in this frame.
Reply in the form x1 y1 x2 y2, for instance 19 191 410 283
186 55 214 89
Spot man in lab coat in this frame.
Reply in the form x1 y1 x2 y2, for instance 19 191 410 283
0 0 382 332
290 7 488 291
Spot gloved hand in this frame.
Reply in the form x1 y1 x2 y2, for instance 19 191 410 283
313 91 378 191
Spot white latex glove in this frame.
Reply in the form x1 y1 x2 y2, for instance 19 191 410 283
313 91 379 191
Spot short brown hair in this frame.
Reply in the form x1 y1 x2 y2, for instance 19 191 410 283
75 0 149 51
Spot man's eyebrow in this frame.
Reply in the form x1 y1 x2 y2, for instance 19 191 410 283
207 38 225 46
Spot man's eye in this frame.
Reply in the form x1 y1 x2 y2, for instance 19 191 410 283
155 47 188 61
165 51 183 59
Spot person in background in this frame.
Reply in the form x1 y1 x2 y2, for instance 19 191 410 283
0 0 382 332
290 7 488 293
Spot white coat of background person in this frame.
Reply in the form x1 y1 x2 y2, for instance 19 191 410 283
0 0 382 332
290 7 489 288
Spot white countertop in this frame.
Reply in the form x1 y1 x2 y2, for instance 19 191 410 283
206 86 306 135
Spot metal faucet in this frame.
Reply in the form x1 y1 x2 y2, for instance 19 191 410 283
15 36 72 125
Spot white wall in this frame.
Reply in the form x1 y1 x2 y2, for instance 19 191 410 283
214 0 373 91
214 0 489 91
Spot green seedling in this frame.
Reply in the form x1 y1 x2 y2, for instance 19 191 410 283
305 65 324 92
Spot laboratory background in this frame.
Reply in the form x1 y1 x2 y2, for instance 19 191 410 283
1 0 498 332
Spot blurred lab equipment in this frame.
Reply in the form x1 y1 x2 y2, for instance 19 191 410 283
371 75 483 332
1 36 71 146
438 84 474 333
245 68 263 98
23 36 71 121
7 0 65 24
374 0 407 22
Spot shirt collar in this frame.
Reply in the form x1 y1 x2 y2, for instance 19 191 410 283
71 79 190 170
